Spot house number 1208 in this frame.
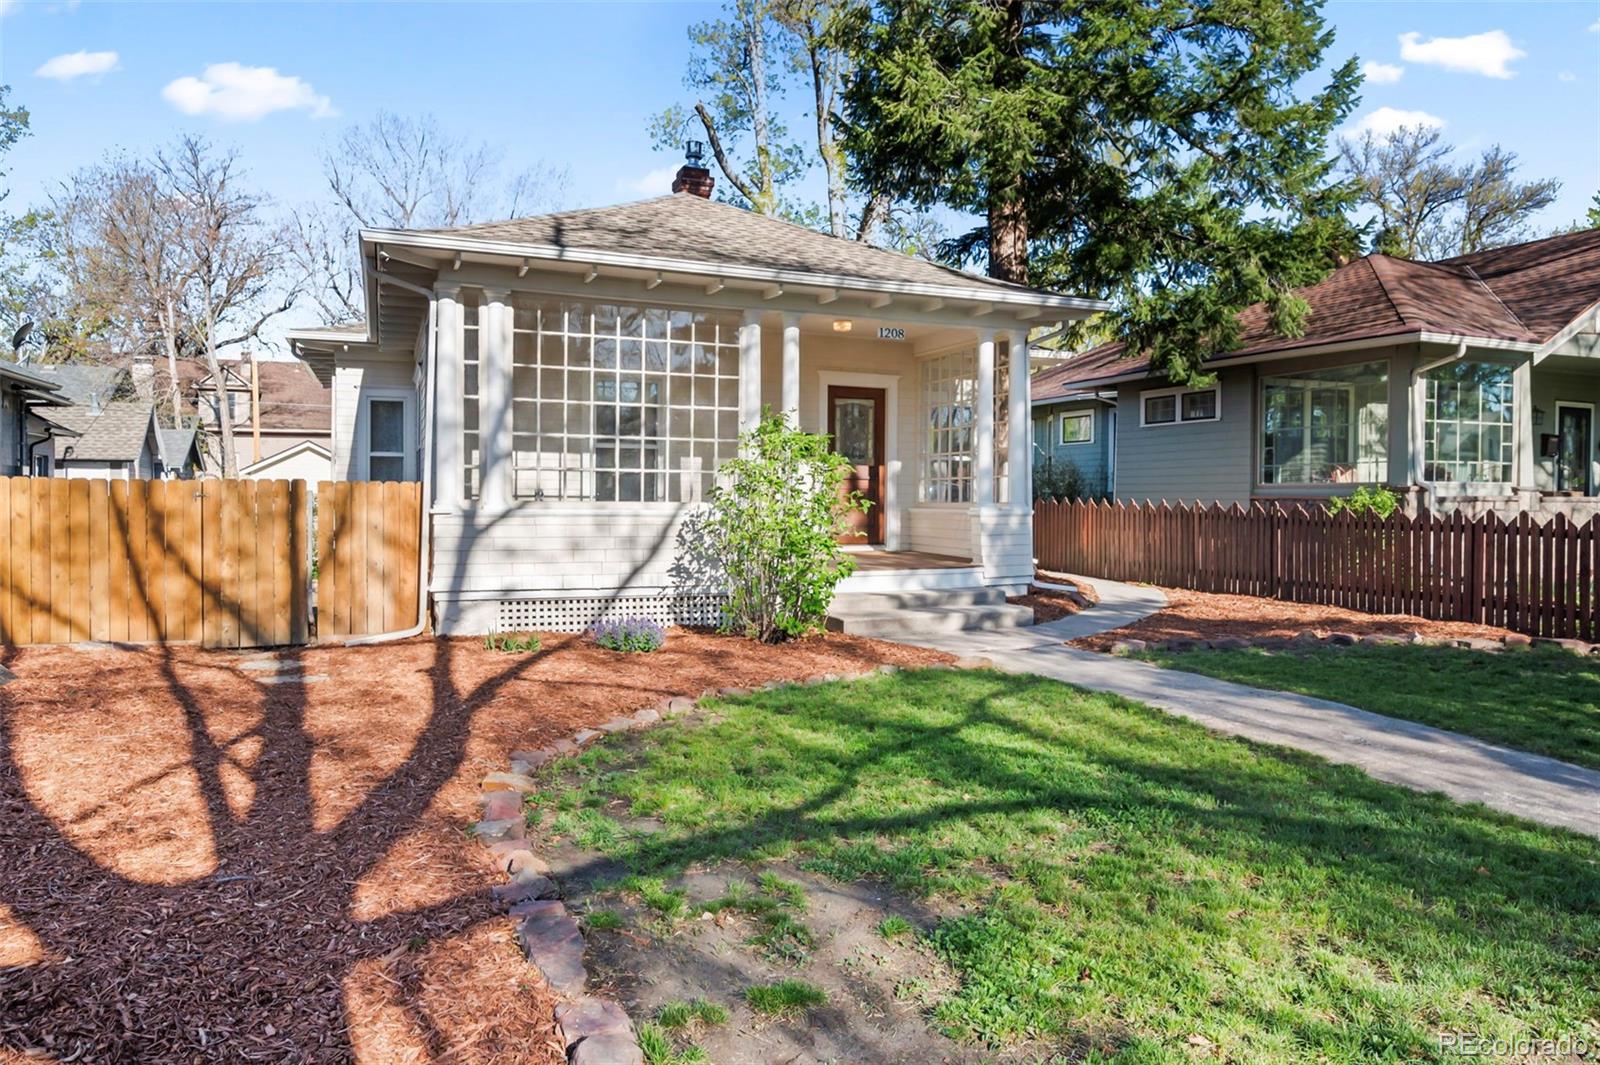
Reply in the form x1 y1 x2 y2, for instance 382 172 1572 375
878 326 906 340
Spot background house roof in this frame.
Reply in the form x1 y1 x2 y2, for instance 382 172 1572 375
30 363 127 405
158 427 199 469
405 193 1058 302
182 358 332 433
50 401 155 462
1060 227 1600 387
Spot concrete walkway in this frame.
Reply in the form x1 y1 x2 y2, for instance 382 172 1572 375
906 576 1600 840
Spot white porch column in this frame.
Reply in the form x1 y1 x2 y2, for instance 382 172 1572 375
1514 355 1535 499
975 329 997 507
739 309 764 434
433 283 464 508
780 313 801 425
1006 328 1031 511
478 287 513 510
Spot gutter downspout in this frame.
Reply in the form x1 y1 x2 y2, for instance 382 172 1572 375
345 269 438 645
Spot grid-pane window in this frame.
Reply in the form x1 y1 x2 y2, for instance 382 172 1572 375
1260 361 1388 485
921 347 976 503
1424 361 1514 483
508 297 740 502
462 291 481 497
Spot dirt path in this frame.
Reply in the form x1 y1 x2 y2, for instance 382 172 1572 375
0 631 939 1063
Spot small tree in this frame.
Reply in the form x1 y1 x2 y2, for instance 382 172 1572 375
704 412 864 642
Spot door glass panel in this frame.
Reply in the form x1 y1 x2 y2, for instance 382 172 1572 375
1559 408 1591 493
369 399 404 454
833 398 876 464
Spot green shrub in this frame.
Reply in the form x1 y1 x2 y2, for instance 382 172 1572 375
1325 484 1401 519
483 631 541 654
1033 456 1090 502
703 412 865 642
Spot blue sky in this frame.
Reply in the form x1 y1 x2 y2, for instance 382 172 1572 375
1 0 1598 336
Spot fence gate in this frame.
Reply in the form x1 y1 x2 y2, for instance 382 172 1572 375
0 477 309 649
314 480 423 640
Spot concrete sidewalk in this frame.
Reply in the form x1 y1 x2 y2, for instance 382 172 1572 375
908 576 1600 839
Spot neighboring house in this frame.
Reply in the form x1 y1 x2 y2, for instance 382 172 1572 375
48 400 167 481
289 155 1103 634
183 358 333 480
1031 354 1115 498
158 427 204 480
1055 228 1600 517
0 361 73 476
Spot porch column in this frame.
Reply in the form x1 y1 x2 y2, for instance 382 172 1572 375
781 313 801 425
1514 356 1535 497
477 287 514 510
975 329 997 507
1006 328 1031 511
433 283 464 508
739 309 763 435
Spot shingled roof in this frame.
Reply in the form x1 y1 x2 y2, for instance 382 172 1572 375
403 193 1058 302
50 401 156 462
1060 227 1600 387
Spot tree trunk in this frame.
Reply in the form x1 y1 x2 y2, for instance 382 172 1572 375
746 0 776 213
806 40 847 239
204 307 238 477
161 300 183 431
986 0 1030 284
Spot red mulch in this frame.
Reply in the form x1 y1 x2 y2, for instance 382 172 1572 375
0 631 948 1063
1008 577 1101 625
1070 585 1520 652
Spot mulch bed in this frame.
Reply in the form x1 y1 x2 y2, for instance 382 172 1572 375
0 630 948 1063
1070 584 1519 652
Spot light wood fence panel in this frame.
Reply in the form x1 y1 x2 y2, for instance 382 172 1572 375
312 480 423 640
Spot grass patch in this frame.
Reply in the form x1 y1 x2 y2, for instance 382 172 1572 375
656 999 730 1031
483 631 541 654
584 909 624 932
747 911 813 963
637 1021 708 1065
545 670 1600 1062
623 875 689 921
745 979 828 1017
1143 642 1600 769
876 915 914 940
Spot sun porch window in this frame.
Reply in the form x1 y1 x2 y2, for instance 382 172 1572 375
921 347 976 503
1423 360 1514 484
1259 361 1389 485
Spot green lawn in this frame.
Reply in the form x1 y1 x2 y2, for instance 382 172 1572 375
540 669 1600 1064
1142 643 1600 771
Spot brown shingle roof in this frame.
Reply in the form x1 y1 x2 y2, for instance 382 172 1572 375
1060 228 1600 387
408 193 1053 301
181 358 332 433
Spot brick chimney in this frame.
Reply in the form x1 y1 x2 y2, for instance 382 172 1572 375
671 140 715 198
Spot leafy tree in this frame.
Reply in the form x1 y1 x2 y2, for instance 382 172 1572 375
703 412 864 642
1341 127 1561 259
1584 192 1600 229
838 0 1363 382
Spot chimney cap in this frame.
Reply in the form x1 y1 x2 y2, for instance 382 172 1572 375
685 140 705 166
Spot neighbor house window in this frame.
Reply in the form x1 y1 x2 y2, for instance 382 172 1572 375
1424 361 1514 483
1260 360 1389 485
1059 411 1093 445
507 297 740 502
1141 386 1219 427
366 397 407 482
921 347 976 502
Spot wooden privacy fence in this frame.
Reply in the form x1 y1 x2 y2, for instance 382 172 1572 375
0 477 422 649
1035 498 1600 641
314 480 423 640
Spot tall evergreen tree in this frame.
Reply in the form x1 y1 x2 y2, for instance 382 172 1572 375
838 0 1362 380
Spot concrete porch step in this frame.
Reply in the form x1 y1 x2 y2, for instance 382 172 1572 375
827 585 1010 615
826 590 1033 639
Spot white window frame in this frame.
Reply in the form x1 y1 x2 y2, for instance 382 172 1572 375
1422 362 1515 487
359 389 415 482
1140 385 1220 428
1058 409 1094 446
1258 377 1360 486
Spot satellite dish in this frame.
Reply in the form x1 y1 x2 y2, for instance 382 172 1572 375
11 321 34 357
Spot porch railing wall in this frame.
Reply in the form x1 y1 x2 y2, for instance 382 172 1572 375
1034 499 1599 640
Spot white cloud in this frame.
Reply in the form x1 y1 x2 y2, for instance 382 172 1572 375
1589 17 1600 32
162 62 335 122
1361 60 1405 84
1558 71 1577 83
35 49 119 81
617 165 680 197
1398 30 1525 79
0 0 17 15
1348 106 1447 139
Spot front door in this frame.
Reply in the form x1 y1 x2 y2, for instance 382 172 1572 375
828 385 886 544
1557 405 1593 494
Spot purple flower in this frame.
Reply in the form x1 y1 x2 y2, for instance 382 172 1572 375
586 616 667 653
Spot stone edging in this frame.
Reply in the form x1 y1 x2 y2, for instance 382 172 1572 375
468 655 991 1065
1108 629 1585 656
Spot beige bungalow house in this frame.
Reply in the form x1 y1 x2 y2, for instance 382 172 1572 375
290 156 1103 635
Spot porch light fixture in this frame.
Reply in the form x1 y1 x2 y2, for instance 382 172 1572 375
832 320 853 332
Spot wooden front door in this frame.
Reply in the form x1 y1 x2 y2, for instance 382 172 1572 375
828 385 886 544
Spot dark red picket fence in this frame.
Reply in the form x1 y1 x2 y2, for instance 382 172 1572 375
1033 498 1600 640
